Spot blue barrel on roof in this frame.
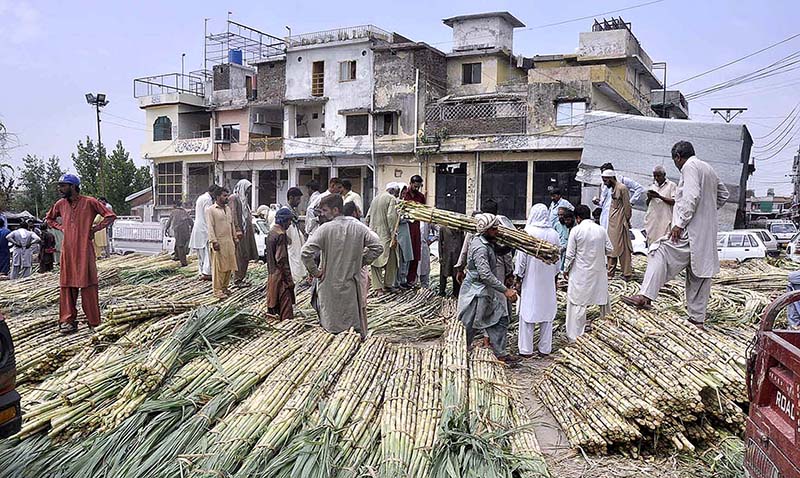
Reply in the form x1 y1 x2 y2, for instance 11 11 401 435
228 49 243 65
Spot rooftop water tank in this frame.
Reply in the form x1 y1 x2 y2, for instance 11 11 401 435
228 49 243 65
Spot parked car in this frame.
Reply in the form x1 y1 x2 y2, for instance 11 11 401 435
253 218 269 261
740 229 780 256
0 314 21 438
767 221 798 246
717 231 766 262
630 229 647 255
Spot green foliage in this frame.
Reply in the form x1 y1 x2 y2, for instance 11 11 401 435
14 154 64 216
72 136 105 197
71 139 152 215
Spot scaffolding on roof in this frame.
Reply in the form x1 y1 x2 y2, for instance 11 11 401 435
203 20 286 78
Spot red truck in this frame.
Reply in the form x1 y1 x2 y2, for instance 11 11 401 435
745 291 800 478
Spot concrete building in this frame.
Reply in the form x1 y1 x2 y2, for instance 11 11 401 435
416 13 675 221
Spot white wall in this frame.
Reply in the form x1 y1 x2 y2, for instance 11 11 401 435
451 17 514 52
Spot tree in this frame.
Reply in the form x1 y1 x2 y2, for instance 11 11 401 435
0 122 17 211
44 155 66 208
72 137 105 198
104 141 152 215
15 154 46 216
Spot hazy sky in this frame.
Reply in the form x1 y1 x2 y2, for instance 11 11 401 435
1 0 798 195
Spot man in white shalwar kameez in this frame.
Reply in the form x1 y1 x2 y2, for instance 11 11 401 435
7 222 40 279
189 185 218 280
623 141 729 327
564 205 613 341
514 204 561 356
286 187 308 284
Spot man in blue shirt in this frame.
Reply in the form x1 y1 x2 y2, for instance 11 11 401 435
0 217 9 275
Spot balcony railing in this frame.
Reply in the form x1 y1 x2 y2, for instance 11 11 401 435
248 138 284 153
425 101 527 136
287 25 392 48
134 73 205 98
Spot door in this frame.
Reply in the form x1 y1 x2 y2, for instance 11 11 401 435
258 170 278 206
481 161 528 220
725 233 753 261
533 160 582 207
435 163 467 214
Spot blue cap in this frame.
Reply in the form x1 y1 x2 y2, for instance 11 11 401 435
275 207 293 224
58 174 80 186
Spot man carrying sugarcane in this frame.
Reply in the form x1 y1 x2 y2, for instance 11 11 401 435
563 205 612 341
402 175 426 286
366 182 400 293
266 208 296 321
46 174 116 333
623 141 729 328
301 194 383 339
602 169 634 281
205 187 238 300
457 213 520 365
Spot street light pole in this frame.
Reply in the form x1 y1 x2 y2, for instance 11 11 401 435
85 93 109 196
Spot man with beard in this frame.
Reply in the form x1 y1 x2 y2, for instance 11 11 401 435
46 174 116 333
205 187 238 299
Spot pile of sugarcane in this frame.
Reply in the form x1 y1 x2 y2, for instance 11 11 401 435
397 200 560 264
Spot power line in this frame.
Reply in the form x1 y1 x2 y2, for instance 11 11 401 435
101 111 148 126
103 120 150 132
672 32 800 87
753 102 800 141
686 50 800 99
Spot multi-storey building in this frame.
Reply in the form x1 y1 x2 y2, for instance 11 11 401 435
135 13 689 222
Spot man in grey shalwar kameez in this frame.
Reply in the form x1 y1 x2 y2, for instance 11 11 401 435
623 141 729 327
301 194 383 339
457 213 520 364
7 222 40 279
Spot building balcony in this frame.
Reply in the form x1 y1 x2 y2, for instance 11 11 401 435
287 25 393 48
424 97 527 138
134 73 205 108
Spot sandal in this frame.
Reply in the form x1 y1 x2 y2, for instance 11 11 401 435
59 322 78 334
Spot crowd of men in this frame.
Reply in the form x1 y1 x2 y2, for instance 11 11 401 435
13 140 782 356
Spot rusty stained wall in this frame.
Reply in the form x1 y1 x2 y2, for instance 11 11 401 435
373 46 447 138
255 60 286 105
528 66 593 132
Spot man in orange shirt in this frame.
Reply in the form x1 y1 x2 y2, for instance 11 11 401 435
46 174 116 333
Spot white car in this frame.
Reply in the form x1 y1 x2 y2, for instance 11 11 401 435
741 229 779 256
717 231 766 262
768 221 798 246
630 229 647 255
253 218 269 261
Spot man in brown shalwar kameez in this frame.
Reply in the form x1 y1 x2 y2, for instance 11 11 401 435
165 201 193 267
266 207 296 321
205 187 238 299
46 174 116 333
602 169 633 281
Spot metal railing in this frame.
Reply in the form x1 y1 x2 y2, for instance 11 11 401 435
134 73 205 98
287 25 392 47
426 101 527 122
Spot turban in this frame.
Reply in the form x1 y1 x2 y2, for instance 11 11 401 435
601 169 617 178
475 213 500 235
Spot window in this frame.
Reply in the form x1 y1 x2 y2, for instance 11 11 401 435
346 114 369 136
555 101 586 126
717 235 726 247
379 112 398 136
727 234 745 248
269 126 282 137
153 116 172 141
747 235 759 247
245 75 255 99
224 124 240 143
156 161 183 206
312 61 325 97
339 60 356 82
462 62 481 85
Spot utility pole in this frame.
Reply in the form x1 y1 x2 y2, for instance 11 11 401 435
85 93 109 196
710 107 747 123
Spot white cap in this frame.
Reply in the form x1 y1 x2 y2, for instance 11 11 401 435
601 169 616 178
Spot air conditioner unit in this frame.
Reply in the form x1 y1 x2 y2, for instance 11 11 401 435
254 112 267 124
213 127 230 144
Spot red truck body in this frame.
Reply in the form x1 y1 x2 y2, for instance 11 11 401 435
745 290 800 478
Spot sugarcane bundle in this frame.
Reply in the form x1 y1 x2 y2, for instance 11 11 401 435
187 330 335 476
84 322 313 478
397 201 560 264
336 346 396 478
258 337 391 478
409 345 443 478
468 347 511 435
104 299 206 325
508 393 550 478
378 345 422 478
236 332 361 476
15 328 93 384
